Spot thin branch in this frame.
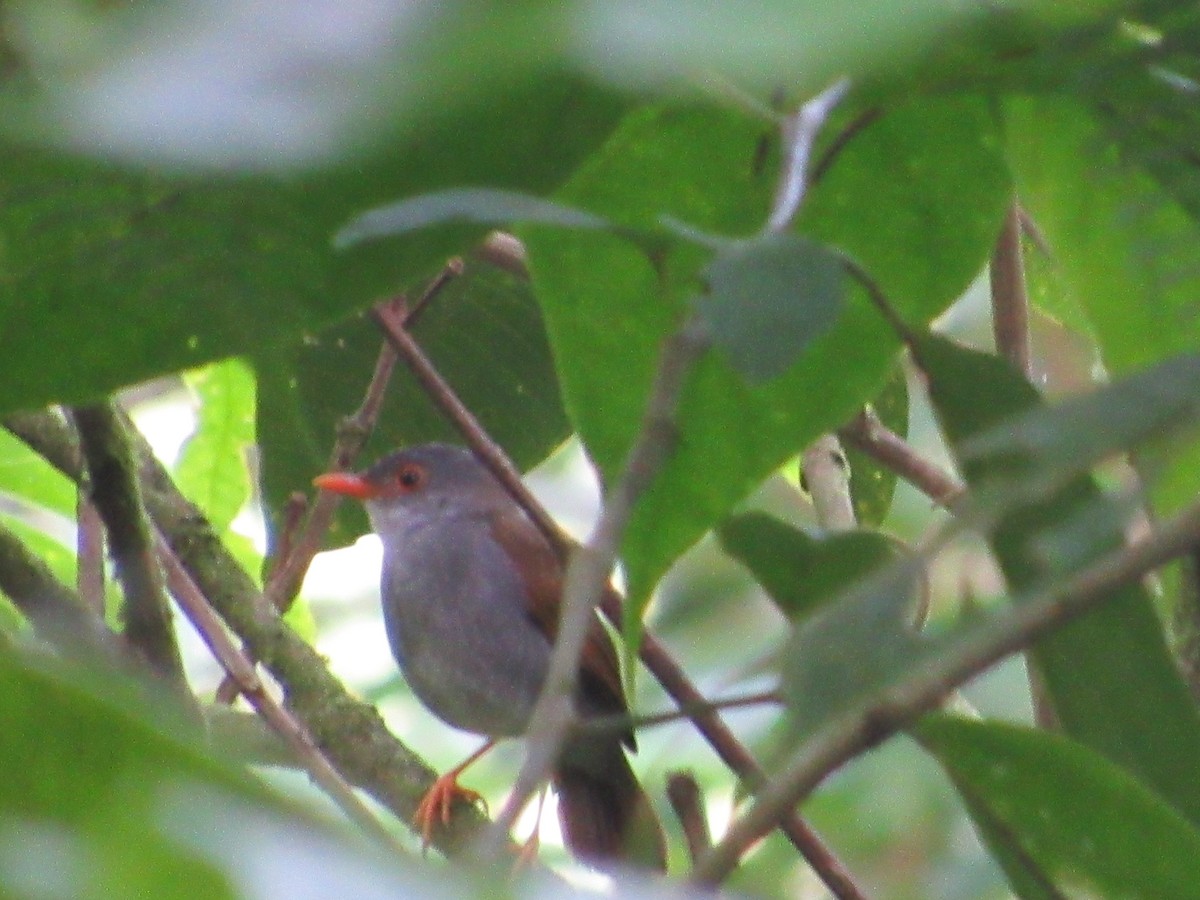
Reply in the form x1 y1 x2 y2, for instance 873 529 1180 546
0 518 124 664
667 772 712 864
692 495 1200 885
483 313 712 856
802 433 857 532
373 303 868 898
990 201 1032 377
76 495 106 615
766 77 852 234
156 532 404 851
989 201 1058 730
572 689 781 737
810 107 883 186
838 409 964 508
264 259 464 616
71 403 188 693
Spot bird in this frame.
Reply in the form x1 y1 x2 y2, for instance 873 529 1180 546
313 443 666 870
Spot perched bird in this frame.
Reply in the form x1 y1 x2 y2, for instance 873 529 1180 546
314 443 665 869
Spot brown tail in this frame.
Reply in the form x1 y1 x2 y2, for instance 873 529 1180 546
554 740 666 871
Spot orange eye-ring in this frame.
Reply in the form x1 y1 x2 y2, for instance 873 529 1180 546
395 463 426 491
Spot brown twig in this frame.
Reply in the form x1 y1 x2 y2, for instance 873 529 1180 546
838 409 964 509
76 495 106 615
989 201 1058 731
810 107 883 187
990 202 1032 377
574 689 781 736
667 772 712 864
264 259 464 616
692 494 1200 885
212 261 465 708
373 308 869 898
156 532 404 851
71 403 188 694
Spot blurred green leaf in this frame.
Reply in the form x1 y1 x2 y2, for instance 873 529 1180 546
920 334 1200 826
918 716 1200 899
257 256 569 544
778 553 927 741
961 351 1200 494
177 359 256 534
0 73 626 417
695 234 846 383
0 425 77 518
719 512 895 620
844 363 908 527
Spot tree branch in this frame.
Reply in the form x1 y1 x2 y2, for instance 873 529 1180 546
156 531 403 851
692 494 1200 884
667 772 712 865
990 201 1032 377
838 408 964 508
71 402 188 694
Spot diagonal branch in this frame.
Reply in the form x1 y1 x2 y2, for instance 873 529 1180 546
692 495 1200 885
156 531 403 850
483 313 712 855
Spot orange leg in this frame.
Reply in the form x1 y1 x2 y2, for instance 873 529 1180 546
414 740 494 847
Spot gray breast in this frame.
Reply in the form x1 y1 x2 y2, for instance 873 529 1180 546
379 513 551 737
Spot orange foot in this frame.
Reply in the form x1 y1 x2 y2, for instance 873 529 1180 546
414 769 488 847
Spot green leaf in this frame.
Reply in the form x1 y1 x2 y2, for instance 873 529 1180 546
176 359 257 534
797 97 1010 321
778 554 927 741
256 256 569 544
0 73 626 417
1007 94 1200 516
0 426 77 519
523 95 1009 649
919 333 1200 827
695 234 846 383
918 716 1200 899
718 512 895 620
961 351 1200 496
844 363 908 527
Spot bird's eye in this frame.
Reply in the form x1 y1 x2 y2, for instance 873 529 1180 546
395 463 426 491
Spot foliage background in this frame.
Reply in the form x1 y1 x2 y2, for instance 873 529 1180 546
3 1 1200 898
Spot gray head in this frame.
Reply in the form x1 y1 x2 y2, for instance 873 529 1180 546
314 443 511 538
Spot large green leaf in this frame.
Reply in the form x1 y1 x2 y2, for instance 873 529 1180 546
918 716 1200 899
523 95 1008 639
0 72 626 417
919 334 1200 826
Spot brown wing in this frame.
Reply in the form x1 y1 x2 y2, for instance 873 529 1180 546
487 508 634 748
